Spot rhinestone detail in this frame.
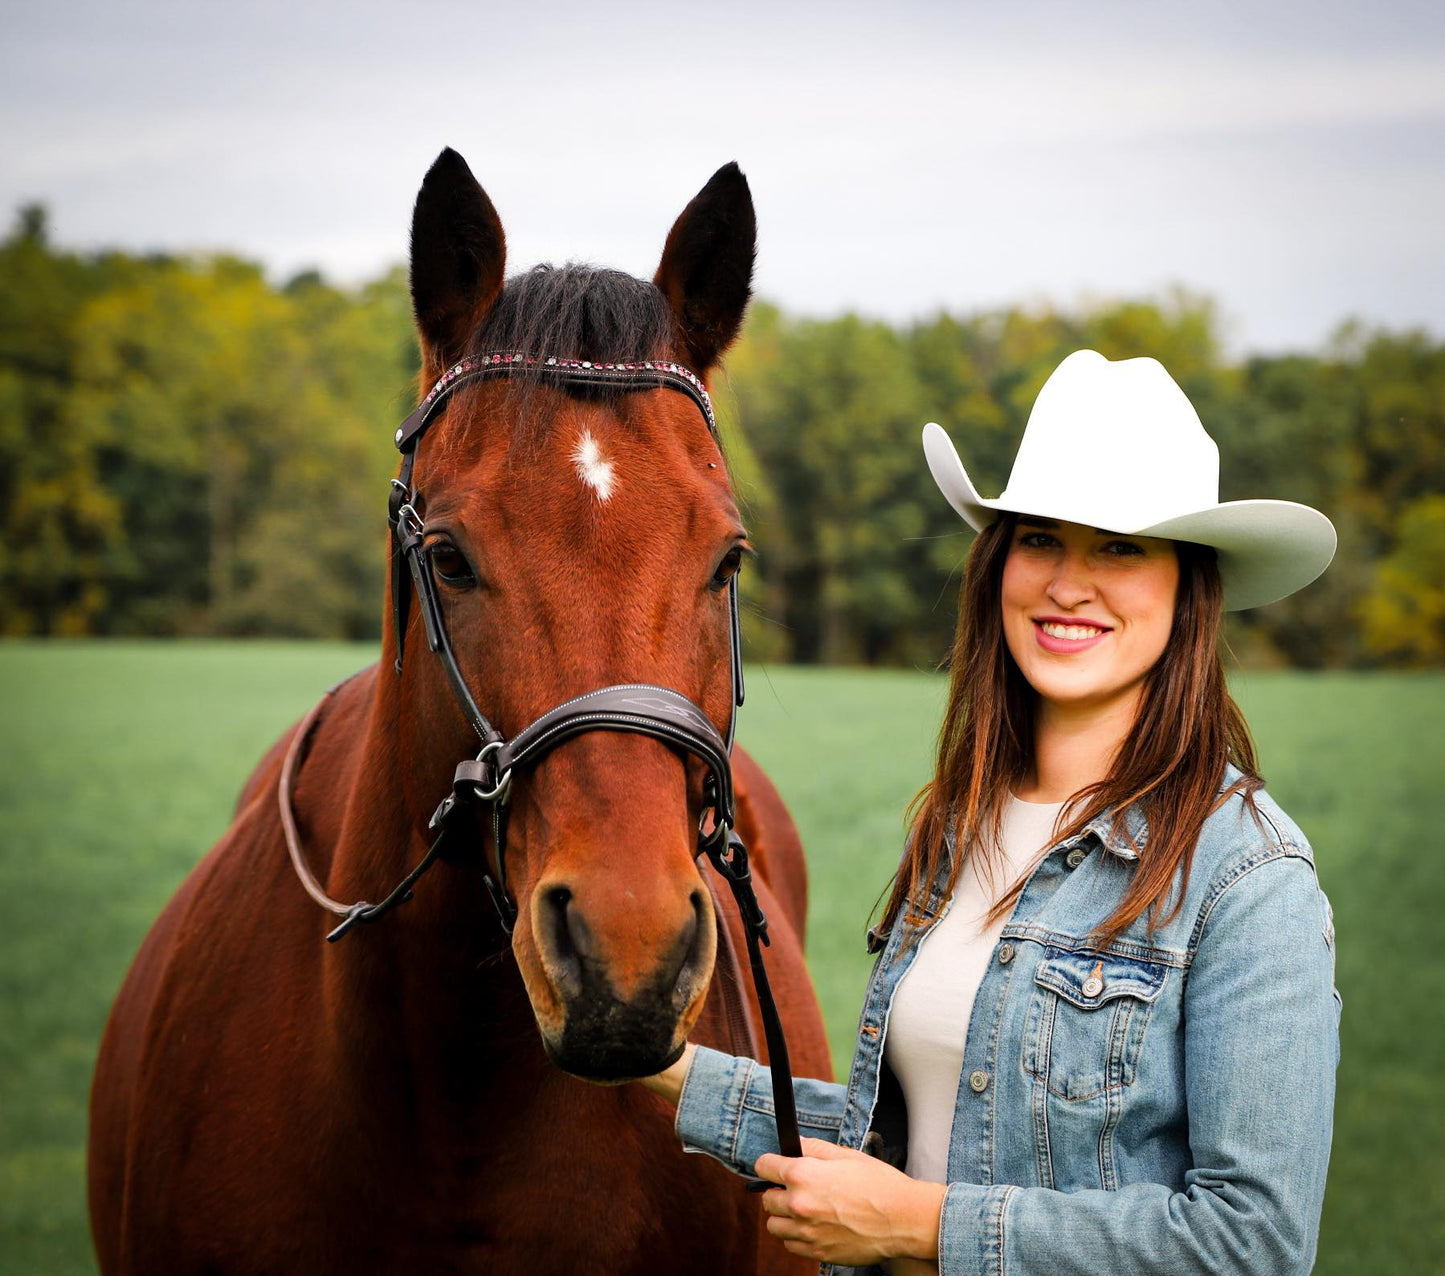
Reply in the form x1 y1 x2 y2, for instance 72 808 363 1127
409 351 718 439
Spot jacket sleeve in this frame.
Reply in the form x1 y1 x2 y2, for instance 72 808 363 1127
936 851 1340 1276
674 1045 848 1177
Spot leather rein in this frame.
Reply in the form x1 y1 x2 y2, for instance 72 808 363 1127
278 349 801 1165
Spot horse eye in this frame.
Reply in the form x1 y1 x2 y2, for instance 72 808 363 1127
429 543 476 587
711 546 744 589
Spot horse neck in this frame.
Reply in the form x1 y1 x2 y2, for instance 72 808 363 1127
293 661 414 890
293 650 499 942
288 662 531 1082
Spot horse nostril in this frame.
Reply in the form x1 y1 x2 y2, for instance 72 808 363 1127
674 889 707 996
563 895 595 963
543 886 584 990
680 889 702 959
545 883 598 959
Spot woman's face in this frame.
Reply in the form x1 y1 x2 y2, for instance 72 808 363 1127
1001 517 1180 718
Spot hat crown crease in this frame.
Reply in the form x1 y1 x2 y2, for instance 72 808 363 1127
999 351 1220 530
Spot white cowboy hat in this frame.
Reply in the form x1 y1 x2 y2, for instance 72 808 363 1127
921 349 1336 611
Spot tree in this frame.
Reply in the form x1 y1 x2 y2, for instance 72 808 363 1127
1359 495 1445 665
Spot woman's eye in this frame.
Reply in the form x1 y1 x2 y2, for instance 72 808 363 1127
1102 540 1145 557
428 543 476 586
1018 531 1058 549
711 546 744 588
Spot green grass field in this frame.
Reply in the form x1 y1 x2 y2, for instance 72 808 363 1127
1 643 1440 1273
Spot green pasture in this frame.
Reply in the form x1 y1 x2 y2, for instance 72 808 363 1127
1 643 1440 1273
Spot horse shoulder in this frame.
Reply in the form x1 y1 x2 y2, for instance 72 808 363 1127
90 710 363 1270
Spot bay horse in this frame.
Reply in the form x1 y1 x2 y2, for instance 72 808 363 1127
89 149 831 1274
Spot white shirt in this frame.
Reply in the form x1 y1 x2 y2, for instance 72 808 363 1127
883 796 1065 1184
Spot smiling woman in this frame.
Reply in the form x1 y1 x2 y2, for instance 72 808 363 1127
1001 518 1180 718
641 349 1343 1275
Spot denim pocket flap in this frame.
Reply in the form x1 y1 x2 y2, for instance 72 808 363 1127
1033 949 1167 1011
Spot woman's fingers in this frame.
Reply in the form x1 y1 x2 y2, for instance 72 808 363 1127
758 1188 792 1217
753 1152 788 1183
765 1213 811 1243
798 1136 861 1160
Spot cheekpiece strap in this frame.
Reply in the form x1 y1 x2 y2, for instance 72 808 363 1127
395 351 718 455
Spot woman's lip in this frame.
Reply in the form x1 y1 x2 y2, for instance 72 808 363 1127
1032 618 1111 653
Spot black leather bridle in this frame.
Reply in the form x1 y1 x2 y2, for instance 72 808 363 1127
291 349 800 1165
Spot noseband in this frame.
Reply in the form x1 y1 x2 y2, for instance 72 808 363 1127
280 349 801 1166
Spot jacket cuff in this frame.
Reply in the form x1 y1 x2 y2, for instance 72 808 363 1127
937 1182 1016 1276
674 1044 757 1175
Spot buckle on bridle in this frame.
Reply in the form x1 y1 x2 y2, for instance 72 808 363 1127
697 805 728 853
471 739 512 804
429 742 513 832
696 770 734 854
395 501 425 540
702 826 770 945
451 740 512 805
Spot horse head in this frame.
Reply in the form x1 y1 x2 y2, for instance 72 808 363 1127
394 149 756 1083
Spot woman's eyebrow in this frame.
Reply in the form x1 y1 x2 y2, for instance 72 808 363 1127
1016 517 1142 538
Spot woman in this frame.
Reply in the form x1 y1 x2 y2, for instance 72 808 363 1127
641 350 1341 1275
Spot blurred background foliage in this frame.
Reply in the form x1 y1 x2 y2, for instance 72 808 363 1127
3 205 1441 667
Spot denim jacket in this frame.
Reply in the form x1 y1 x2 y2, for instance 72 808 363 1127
675 774 1340 1275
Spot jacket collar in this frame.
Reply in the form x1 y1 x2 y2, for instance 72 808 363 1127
1080 804 1146 862
940 795 1148 869
1075 760 1248 862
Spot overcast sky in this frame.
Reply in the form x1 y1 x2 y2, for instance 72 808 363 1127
4 0 1442 354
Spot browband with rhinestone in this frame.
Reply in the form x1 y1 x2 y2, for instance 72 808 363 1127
394 352 718 454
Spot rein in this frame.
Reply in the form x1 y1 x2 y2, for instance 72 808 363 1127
278 349 801 1170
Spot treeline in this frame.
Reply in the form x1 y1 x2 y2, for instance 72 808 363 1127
2 207 1441 667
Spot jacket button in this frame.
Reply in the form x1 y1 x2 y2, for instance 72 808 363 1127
1065 846 1087 869
997 942 1015 965
1082 976 1104 997
968 1069 990 1093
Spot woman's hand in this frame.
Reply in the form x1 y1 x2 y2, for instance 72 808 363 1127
754 1137 945 1266
635 1042 696 1107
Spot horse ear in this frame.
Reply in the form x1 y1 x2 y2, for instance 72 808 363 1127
654 162 756 373
409 148 506 369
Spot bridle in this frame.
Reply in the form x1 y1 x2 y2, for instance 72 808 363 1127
279 349 801 1167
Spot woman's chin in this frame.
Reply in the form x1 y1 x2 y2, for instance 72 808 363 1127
1028 674 1147 719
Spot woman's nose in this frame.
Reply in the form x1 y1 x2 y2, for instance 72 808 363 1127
1046 555 1097 608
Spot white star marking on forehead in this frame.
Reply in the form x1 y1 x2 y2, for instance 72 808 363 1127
571 430 616 502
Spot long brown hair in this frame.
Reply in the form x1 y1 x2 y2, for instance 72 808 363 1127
880 513 1261 950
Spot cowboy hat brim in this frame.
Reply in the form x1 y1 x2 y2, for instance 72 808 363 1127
922 422 1337 611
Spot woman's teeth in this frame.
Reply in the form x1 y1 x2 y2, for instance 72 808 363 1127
1040 622 1107 640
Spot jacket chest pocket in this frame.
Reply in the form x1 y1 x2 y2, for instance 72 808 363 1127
1023 949 1168 1101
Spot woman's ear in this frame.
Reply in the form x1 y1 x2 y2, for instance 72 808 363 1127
654 162 756 374
409 148 506 371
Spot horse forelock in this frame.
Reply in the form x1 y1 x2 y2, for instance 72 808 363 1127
422 261 727 473
471 263 673 366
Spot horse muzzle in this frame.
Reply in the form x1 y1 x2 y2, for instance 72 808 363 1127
528 880 715 1082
